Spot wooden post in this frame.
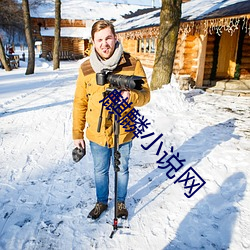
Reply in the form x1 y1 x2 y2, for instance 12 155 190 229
144 38 146 54
195 32 207 88
139 39 142 53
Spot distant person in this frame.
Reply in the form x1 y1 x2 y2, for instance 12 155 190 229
8 46 14 54
72 20 150 220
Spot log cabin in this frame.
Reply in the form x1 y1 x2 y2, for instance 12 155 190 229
30 1 152 61
115 0 250 92
31 18 92 60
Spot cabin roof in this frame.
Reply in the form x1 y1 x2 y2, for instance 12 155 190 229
182 0 250 21
115 0 250 32
115 8 160 33
30 0 151 20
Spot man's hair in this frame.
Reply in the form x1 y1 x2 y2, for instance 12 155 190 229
91 20 116 40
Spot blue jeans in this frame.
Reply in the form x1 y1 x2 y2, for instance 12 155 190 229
89 141 132 205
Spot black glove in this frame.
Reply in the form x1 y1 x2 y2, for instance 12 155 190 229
72 146 86 162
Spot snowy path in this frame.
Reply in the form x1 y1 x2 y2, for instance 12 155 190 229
0 59 250 249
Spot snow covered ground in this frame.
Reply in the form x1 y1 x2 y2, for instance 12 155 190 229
0 50 250 250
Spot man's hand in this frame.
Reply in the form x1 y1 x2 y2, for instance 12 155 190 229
72 139 86 162
74 139 85 149
120 90 130 100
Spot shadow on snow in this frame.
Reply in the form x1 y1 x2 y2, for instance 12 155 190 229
128 118 240 215
163 172 247 249
0 100 73 117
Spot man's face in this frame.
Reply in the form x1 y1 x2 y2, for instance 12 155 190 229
93 27 117 60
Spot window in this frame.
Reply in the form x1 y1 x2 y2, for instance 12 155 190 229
137 38 156 54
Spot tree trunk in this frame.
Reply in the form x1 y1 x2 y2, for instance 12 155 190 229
53 0 61 70
22 0 35 75
151 0 182 90
0 37 11 71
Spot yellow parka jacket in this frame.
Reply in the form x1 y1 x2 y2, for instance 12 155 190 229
72 52 150 148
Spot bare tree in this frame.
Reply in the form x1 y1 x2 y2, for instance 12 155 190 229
151 0 182 90
22 0 35 75
53 0 61 70
0 0 24 38
0 37 11 71
29 0 47 8
0 0 23 71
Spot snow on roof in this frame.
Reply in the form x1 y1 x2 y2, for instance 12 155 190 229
30 0 151 20
114 0 250 32
40 27 91 39
114 8 160 32
182 0 250 21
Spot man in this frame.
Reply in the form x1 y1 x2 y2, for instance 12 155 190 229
73 20 150 220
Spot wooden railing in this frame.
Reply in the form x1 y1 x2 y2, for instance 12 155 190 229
46 51 83 61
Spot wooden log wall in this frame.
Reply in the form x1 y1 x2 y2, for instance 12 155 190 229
173 34 199 80
120 38 156 68
72 38 88 56
41 37 53 58
134 53 156 68
183 35 198 79
120 31 200 76
41 37 86 58
173 35 185 75
32 18 86 29
120 39 137 54
61 38 74 52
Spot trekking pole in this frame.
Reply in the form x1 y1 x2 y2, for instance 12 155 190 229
97 91 107 133
110 110 121 238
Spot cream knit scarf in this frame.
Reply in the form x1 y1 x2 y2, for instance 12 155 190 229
90 41 123 73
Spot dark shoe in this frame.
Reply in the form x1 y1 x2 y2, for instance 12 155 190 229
117 202 128 219
87 202 108 220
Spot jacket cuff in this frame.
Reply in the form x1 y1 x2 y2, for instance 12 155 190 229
72 131 84 140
